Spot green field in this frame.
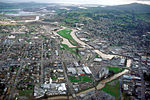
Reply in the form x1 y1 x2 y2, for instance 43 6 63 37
38 35 47 39
60 44 81 57
18 34 29 37
102 80 120 100
57 29 78 46
69 75 92 83
19 89 33 96
64 18 80 23
51 76 57 80
108 67 124 74
18 89 33 100
0 11 18 14
0 33 9 35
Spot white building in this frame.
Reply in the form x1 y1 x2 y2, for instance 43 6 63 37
94 58 102 62
74 61 79 67
55 50 58 56
8 35 15 39
99 67 109 79
68 67 77 75
83 66 92 74
123 84 128 91
119 58 126 66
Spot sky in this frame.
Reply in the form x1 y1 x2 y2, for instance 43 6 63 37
2 0 150 5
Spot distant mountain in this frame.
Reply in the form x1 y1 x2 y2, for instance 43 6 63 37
0 2 48 9
106 3 150 13
1 2 150 14
0 2 14 9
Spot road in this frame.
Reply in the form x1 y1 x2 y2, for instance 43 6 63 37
61 50 77 99
139 58 146 100
40 40 44 84
9 61 25 100
62 62 77 100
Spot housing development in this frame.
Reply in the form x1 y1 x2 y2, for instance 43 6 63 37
0 1 150 100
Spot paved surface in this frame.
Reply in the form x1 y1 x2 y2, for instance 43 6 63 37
139 58 146 100
9 62 25 100
62 62 77 99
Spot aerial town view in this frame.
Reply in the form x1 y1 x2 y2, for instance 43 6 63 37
0 0 150 100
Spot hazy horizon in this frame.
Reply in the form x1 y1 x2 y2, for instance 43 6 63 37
1 0 150 5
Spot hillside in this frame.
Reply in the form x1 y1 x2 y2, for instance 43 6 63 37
106 3 150 13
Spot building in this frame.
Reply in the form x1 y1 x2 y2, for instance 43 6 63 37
99 67 109 79
77 68 85 75
68 67 77 75
119 58 126 66
83 66 92 74
74 61 79 67
94 58 102 62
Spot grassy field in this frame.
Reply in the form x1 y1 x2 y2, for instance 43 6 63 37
101 80 120 100
60 44 81 58
38 35 47 39
18 34 29 37
69 75 92 83
51 76 57 80
19 89 33 96
0 33 9 35
18 89 33 100
0 11 18 14
64 18 80 23
108 67 124 74
57 29 78 46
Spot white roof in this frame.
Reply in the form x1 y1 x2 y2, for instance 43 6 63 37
58 83 66 91
74 61 79 66
123 75 141 80
49 77 52 84
77 67 84 75
83 66 92 74
55 50 58 55
42 84 50 88
80 38 89 41
94 58 102 62
68 67 76 74
8 35 15 39
123 84 128 90
120 58 125 64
